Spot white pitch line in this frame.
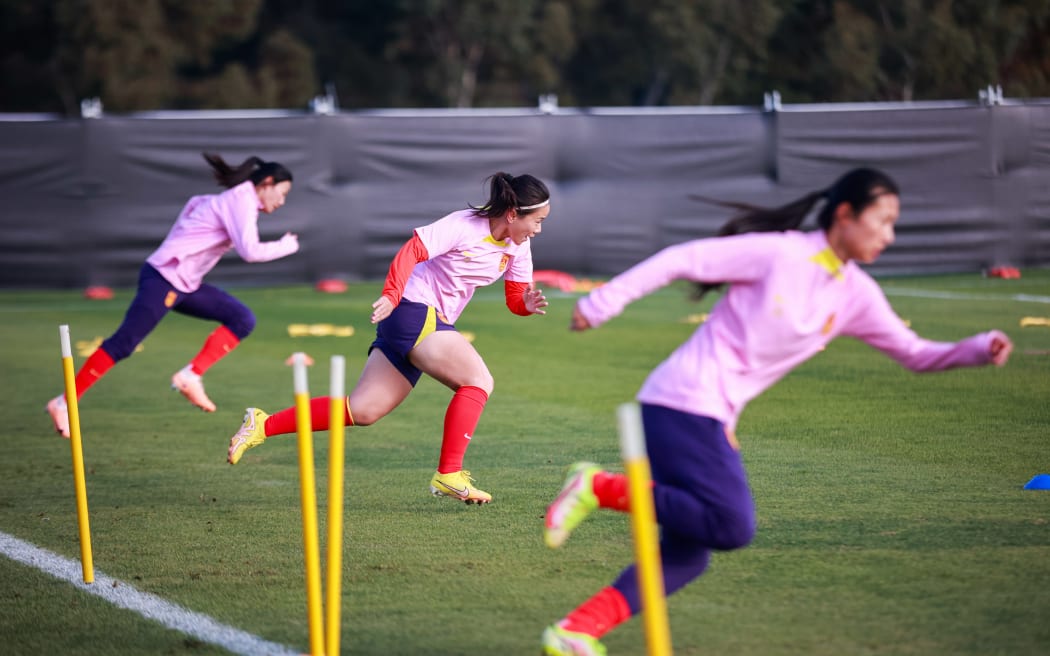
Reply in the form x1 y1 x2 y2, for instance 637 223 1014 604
0 530 300 656
883 287 1050 304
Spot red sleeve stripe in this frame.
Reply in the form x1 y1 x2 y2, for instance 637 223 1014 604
505 279 531 316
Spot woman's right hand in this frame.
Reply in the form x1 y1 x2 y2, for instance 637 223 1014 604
371 295 394 324
570 303 592 332
989 331 1013 366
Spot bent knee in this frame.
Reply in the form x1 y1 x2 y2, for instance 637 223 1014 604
349 406 381 426
713 511 756 551
100 338 136 362
461 372 493 396
227 311 256 339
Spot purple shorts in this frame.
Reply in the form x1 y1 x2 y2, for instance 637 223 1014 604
370 299 456 385
101 263 255 362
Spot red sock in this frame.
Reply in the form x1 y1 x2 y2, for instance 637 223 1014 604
561 586 632 638
74 349 115 400
263 396 354 437
594 471 631 512
189 326 240 375
437 385 488 474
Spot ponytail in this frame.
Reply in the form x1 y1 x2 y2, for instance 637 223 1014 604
470 172 550 219
691 167 899 300
693 191 826 238
203 153 293 189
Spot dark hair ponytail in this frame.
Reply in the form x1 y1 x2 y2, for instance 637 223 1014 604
695 191 827 238
470 172 550 219
691 167 899 300
203 153 293 189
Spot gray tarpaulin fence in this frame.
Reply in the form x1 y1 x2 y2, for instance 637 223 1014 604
1 100 1048 290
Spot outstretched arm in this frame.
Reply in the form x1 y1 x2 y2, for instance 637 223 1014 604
504 280 548 316
570 302 592 331
574 233 782 330
217 183 299 262
576 240 740 329
844 276 1014 371
371 233 429 324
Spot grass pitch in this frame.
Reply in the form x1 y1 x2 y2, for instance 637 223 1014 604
1 270 1048 655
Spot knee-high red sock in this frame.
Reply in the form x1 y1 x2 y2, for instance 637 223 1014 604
594 471 631 512
189 326 240 375
561 586 632 638
74 349 116 400
263 396 354 437
437 385 488 474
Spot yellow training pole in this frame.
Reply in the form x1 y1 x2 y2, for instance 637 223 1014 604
59 325 94 584
293 352 325 655
325 355 346 656
618 403 672 656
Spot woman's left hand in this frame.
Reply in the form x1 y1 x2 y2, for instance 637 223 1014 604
524 288 548 315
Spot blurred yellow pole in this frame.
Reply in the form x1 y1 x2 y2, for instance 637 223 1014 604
618 403 672 656
59 325 94 584
326 356 346 656
293 353 325 655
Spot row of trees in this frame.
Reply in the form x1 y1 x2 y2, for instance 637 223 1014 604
2 0 1048 116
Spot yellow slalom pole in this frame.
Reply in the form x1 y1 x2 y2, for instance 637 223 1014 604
293 353 325 655
325 355 346 656
617 403 672 656
59 325 93 579
59 325 94 584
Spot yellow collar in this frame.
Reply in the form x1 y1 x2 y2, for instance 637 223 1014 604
810 246 845 280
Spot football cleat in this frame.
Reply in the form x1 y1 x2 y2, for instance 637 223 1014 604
541 623 608 656
171 366 217 412
46 395 71 439
545 462 601 548
227 408 269 465
429 470 492 505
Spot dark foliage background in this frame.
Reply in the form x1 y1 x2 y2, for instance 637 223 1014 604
2 0 1048 115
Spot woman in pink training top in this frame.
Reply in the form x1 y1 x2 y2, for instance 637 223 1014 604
539 168 1013 655
227 172 551 505
46 153 299 437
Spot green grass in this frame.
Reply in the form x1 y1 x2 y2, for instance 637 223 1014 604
1 270 1049 655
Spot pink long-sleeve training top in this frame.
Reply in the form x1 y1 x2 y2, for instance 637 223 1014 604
403 209 533 324
146 180 298 293
577 230 1000 430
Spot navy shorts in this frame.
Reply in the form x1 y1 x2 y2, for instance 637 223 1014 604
101 263 255 362
371 299 456 386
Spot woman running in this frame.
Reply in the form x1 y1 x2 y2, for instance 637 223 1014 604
47 153 299 437
540 168 1013 655
227 172 551 505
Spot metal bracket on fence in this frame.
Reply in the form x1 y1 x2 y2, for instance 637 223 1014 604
309 82 340 115
978 84 1004 106
763 90 782 112
80 97 103 119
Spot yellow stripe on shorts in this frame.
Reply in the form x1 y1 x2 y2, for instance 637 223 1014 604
413 306 437 348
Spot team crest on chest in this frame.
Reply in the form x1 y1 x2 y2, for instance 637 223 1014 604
821 313 836 335
499 254 509 272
